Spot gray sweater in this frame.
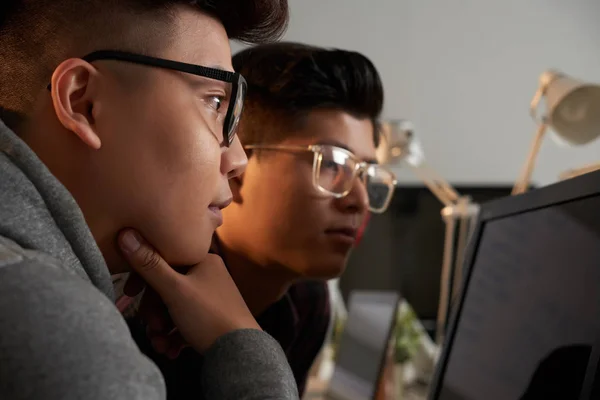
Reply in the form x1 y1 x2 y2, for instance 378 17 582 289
0 119 299 400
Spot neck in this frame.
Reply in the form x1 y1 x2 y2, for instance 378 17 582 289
216 236 296 316
19 116 126 275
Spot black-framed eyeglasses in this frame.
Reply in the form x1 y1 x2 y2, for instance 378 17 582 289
244 143 398 213
47 50 247 147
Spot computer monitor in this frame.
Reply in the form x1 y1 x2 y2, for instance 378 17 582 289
327 290 400 400
342 185 514 335
429 170 600 400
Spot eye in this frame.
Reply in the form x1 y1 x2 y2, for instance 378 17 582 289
208 95 224 112
322 159 340 170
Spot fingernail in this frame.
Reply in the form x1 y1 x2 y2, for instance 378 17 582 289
167 347 182 360
115 295 134 313
120 231 141 254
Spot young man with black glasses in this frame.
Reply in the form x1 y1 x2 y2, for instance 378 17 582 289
115 42 394 399
0 1 299 399
214 42 396 395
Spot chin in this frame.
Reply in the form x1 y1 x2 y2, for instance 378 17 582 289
153 230 213 267
165 244 212 267
299 256 349 280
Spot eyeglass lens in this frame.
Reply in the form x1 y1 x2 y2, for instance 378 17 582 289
316 146 356 194
225 77 247 145
315 147 394 212
365 165 393 211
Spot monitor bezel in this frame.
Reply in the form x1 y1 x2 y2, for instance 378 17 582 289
428 169 600 400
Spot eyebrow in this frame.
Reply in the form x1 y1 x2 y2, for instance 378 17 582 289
314 139 378 164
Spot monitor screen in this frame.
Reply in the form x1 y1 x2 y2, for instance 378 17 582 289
328 291 399 400
437 195 600 400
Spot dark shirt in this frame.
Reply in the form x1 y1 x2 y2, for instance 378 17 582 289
128 279 331 399
257 280 331 394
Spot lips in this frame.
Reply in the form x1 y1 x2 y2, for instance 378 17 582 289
208 197 232 227
325 227 359 246
210 197 232 210
208 206 223 226
326 228 358 239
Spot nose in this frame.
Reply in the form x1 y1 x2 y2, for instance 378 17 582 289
334 175 369 214
222 135 248 179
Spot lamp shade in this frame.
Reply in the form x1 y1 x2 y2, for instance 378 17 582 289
377 119 424 167
544 71 600 145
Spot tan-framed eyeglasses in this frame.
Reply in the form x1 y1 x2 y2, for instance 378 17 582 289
244 143 397 213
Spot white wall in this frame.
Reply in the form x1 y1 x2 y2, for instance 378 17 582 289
232 0 600 186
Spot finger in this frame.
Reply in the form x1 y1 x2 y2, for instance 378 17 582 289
149 330 188 357
167 343 191 360
166 331 189 360
144 311 170 334
118 229 182 301
138 291 173 334
115 295 135 313
138 289 168 325
123 272 146 297
166 347 182 360
150 334 169 354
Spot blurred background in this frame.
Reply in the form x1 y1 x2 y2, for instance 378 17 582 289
233 0 600 337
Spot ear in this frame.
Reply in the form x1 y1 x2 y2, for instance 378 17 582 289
230 174 244 204
50 58 102 149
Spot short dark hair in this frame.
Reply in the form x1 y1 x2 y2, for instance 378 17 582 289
232 42 384 147
0 0 288 127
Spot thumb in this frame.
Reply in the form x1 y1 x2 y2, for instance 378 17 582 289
118 229 181 301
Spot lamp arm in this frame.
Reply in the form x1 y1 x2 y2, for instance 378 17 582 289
407 162 460 207
512 122 547 195
559 162 600 181
512 73 558 195
529 85 545 122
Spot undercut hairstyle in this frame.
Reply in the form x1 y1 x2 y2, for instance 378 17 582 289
232 42 384 148
0 0 289 128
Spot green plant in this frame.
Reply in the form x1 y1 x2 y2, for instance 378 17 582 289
394 304 421 364
329 302 421 365
330 313 346 360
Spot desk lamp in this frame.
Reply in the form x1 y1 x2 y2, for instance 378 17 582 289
512 70 600 195
378 120 479 344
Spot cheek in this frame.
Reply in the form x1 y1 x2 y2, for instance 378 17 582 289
246 168 321 235
95 90 223 263
105 94 220 199
137 115 221 262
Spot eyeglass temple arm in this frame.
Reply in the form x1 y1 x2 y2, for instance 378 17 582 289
244 144 309 151
406 162 460 207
